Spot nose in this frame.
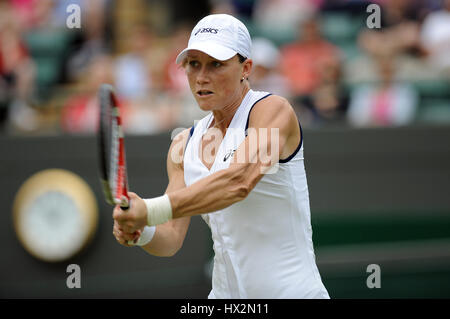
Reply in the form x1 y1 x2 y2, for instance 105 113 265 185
196 65 210 85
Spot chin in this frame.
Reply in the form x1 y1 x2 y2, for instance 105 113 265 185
196 100 215 111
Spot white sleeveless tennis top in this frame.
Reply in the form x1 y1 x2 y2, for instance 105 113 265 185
183 89 329 299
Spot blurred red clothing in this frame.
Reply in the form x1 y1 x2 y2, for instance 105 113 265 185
61 93 129 134
0 30 29 76
9 0 36 30
162 50 189 94
280 40 340 96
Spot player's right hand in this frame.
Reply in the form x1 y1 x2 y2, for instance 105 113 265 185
112 220 141 247
113 192 148 233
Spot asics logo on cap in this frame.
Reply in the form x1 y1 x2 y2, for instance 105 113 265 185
194 27 219 36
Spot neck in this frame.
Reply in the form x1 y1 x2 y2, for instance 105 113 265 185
210 84 250 132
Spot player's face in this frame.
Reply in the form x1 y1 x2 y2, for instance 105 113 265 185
184 51 249 111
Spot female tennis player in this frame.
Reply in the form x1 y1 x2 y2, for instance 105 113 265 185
112 14 329 299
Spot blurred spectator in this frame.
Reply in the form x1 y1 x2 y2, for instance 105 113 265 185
249 37 290 97
209 0 256 18
0 1 38 132
28 0 58 29
155 23 209 130
347 0 440 86
358 0 428 59
230 0 257 18
253 0 319 40
159 23 192 95
347 55 418 127
122 45 183 136
66 0 111 81
278 16 347 126
114 25 195 135
61 55 115 134
300 57 349 126
421 0 450 75
319 0 373 13
122 91 179 135
19 0 77 103
279 17 341 97
114 24 153 100
8 0 36 31
210 0 238 15
4 0 446 136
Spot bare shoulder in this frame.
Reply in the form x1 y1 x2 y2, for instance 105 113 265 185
249 94 298 128
167 128 191 171
258 94 291 108
171 127 191 146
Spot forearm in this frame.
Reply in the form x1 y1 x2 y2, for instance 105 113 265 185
137 168 241 255
140 224 179 257
140 217 190 257
169 163 260 219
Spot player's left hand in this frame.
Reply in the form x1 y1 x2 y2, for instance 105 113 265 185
113 192 148 234
112 220 141 247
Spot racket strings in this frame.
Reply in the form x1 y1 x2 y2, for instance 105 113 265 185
110 116 120 201
98 84 129 207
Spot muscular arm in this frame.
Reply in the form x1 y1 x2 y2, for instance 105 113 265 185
169 95 300 219
114 96 300 239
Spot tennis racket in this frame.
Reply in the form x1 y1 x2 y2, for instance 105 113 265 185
98 84 130 210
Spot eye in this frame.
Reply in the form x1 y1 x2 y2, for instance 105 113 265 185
212 61 222 68
189 60 199 68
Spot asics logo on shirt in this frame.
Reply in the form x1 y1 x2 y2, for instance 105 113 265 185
223 149 236 162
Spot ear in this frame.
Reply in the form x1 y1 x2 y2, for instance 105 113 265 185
242 58 253 79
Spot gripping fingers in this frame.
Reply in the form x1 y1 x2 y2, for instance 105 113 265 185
113 204 141 234
113 229 130 247
113 221 140 247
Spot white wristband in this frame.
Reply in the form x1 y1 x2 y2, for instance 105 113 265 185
144 194 173 226
128 226 156 246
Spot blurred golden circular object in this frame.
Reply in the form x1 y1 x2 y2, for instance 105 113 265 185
13 169 98 262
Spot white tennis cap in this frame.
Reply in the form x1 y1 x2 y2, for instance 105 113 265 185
176 14 252 64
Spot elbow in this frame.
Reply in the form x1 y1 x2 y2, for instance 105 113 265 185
151 243 182 258
226 165 255 202
144 228 185 257
163 234 185 257
165 242 183 257
229 173 252 202
233 184 251 201
160 249 178 258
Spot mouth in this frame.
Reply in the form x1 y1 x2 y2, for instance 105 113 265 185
196 90 214 97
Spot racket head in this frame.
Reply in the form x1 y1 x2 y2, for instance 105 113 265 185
98 84 129 208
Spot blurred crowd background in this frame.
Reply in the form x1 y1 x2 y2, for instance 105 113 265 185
1 0 449 136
